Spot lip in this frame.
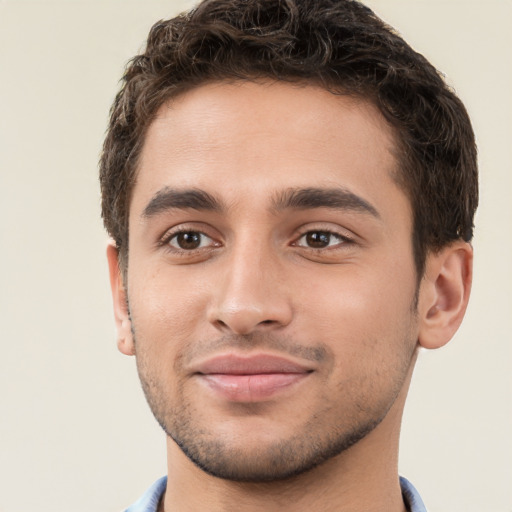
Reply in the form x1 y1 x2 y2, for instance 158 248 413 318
192 353 313 402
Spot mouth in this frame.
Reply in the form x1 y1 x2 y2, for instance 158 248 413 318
192 353 314 402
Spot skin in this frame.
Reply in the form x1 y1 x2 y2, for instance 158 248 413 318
108 81 473 512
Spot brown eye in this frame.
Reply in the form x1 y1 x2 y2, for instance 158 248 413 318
169 231 210 250
305 231 331 248
295 230 347 249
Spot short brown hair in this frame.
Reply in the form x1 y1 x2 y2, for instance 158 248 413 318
100 0 478 276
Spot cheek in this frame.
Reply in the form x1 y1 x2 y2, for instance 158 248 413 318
128 265 212 346
296 263 417 358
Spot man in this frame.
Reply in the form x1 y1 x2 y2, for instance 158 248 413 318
100 0 477 510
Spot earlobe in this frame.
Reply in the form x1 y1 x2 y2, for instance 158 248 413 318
106 242 135 356
418 242 473 350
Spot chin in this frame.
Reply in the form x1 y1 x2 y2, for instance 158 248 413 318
162 410 384 483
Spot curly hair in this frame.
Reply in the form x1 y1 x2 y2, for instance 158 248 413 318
100 0 478 276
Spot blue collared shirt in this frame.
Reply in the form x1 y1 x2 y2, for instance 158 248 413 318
124 475 427 511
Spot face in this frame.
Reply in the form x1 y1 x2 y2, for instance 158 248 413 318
120 81 420 481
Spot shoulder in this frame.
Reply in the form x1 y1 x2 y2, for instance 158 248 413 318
400 476 428 512
123 476 167 512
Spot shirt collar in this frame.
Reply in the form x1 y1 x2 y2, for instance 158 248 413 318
125 475 427 511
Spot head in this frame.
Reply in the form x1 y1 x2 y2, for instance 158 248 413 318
101 0 477 483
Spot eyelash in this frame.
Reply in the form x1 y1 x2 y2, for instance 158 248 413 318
159 228 218 254
159 226 354 255
294 226 355 248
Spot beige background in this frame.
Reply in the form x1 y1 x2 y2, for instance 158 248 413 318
0 1 511 511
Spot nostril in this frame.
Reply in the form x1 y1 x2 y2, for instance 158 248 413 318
213 319 229 330
208 299 293 334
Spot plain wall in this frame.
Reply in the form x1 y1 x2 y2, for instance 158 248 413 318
0 1 510 511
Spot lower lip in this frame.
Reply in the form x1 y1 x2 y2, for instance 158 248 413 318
199 373 310 402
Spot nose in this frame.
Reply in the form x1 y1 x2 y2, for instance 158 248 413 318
207 241 293 335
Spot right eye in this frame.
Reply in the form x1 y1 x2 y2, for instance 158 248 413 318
167 231 215 251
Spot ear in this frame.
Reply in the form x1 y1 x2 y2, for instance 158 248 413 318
106 241 135 356
417 241 473 350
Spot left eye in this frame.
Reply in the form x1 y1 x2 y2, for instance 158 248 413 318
295 231 346 249
168 231 213 250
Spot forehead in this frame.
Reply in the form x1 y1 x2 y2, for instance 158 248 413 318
132 80 406 219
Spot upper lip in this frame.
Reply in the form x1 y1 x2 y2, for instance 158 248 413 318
192 353 313 375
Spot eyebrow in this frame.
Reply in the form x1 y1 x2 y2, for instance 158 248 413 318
142 187 222 218
141 186 380 219
271 187 380 218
